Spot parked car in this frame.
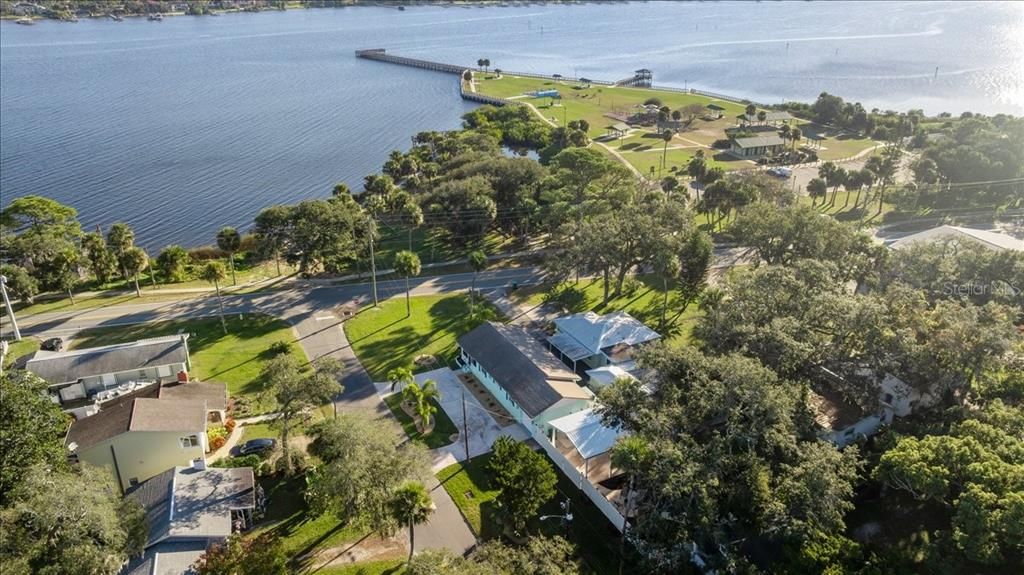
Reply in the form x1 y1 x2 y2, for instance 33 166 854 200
238 438 276 456
768 167 793 178
41 337 64 352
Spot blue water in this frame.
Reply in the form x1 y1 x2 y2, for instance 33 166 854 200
2 2 1021 249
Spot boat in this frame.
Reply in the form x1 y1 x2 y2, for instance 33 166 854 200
109 13 123 21
148 13 163 21
15 16 34 25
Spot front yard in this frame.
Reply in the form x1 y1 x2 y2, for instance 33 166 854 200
383 393 458 449
343 293 502 381
70 314 307 415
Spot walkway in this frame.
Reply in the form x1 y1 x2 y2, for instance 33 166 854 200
207 413 280 463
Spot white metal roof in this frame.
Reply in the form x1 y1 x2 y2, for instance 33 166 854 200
585 365 637 388
548 408 625 459
547 332 593 362
551 311 660 357
888 225 1024 252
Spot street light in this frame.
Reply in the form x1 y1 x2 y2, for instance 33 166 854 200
0 275 22 341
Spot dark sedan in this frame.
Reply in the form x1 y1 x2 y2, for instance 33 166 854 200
237 438 277 456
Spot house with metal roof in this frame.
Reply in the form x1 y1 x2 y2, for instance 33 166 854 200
27 335 191 406
729 133 786 158
65 392 209 492
121 464 262 575
887 225 1024 252
547 311 660 378
457 321 593 429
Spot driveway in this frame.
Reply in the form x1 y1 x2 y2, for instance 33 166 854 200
400 368 528 472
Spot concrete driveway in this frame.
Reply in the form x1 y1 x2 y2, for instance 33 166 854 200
376 368 528 472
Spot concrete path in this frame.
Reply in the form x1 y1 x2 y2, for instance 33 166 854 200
207 413 281 463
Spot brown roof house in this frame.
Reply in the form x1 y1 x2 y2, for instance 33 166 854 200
65 388 210 492
457 322 593 430
120 463 263 575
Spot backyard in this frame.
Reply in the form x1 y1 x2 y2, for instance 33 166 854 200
70 314 307 415
437 452 626 575
343 293 502 381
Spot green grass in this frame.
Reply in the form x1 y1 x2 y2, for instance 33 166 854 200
436 453 502 537
257 474 368 561
383 393 458 449
344 293 502 381
2 337 40 369
70 314 307 416
437 452 625 575
514 275 702 344
242 422 277 441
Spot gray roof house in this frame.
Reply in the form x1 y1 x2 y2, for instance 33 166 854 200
121 464 261 575
458 322 592 428
548 311 660 374
27 335 192 405
729 133 786 158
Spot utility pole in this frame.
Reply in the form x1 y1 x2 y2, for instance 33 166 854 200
0 275 22 341
368 217 379 307
462 389 471 463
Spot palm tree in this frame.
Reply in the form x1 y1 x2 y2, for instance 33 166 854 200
387 366 414 393
807 178 828 206
652 249 680 331
389 481 435 564
393 250 421 318
120 246 148 297
107 222 135 285
686 153 708 201
659 130 673 178
201 260 228 334
744 103 756 122
828 167 848 206
779 124 792 146
757 110 767 125
416 379 440 431
216 226 241 285
467 250 488 316
611 435 651 570
790 126 802 151
671 109 682 123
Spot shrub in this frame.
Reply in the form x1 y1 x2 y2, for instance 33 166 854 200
265 341 292 357
712 138 732 149
209 436 227 451
224 418 236 433
211 454 263 469
643 97 662 106
207 425 227 443
274 450 307 474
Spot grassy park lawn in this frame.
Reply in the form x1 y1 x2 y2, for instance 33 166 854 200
513 275 702 344
344 293 502 381
383 393 458 449
70 314 307 415
438 452 624 575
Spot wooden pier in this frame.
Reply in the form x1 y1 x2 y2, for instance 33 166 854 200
355 48 467 75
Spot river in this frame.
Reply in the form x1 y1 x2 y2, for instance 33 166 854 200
2 1 1021 249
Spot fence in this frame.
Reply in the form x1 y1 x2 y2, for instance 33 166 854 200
523 418 627 532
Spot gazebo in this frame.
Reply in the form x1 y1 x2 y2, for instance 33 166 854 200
606 122 630 139
706 103 726 119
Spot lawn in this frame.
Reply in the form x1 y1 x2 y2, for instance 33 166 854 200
70 314 308 416
513 275 702 344
383 393 458 449
316 561 405 575
344 293 502 381
2 336 39 369
256 474 368 564
437 452 625 575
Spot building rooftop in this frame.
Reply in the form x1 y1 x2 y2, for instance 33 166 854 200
66 396 206 452
26 335 189 385
459 322 589 418
888 225 1024 252
550 311 660 361
128 466 256 549
549 408 625 459
706 103 727 110
159 381 228 413
731 134 785 148
743 111 792 123
808 386 865 431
